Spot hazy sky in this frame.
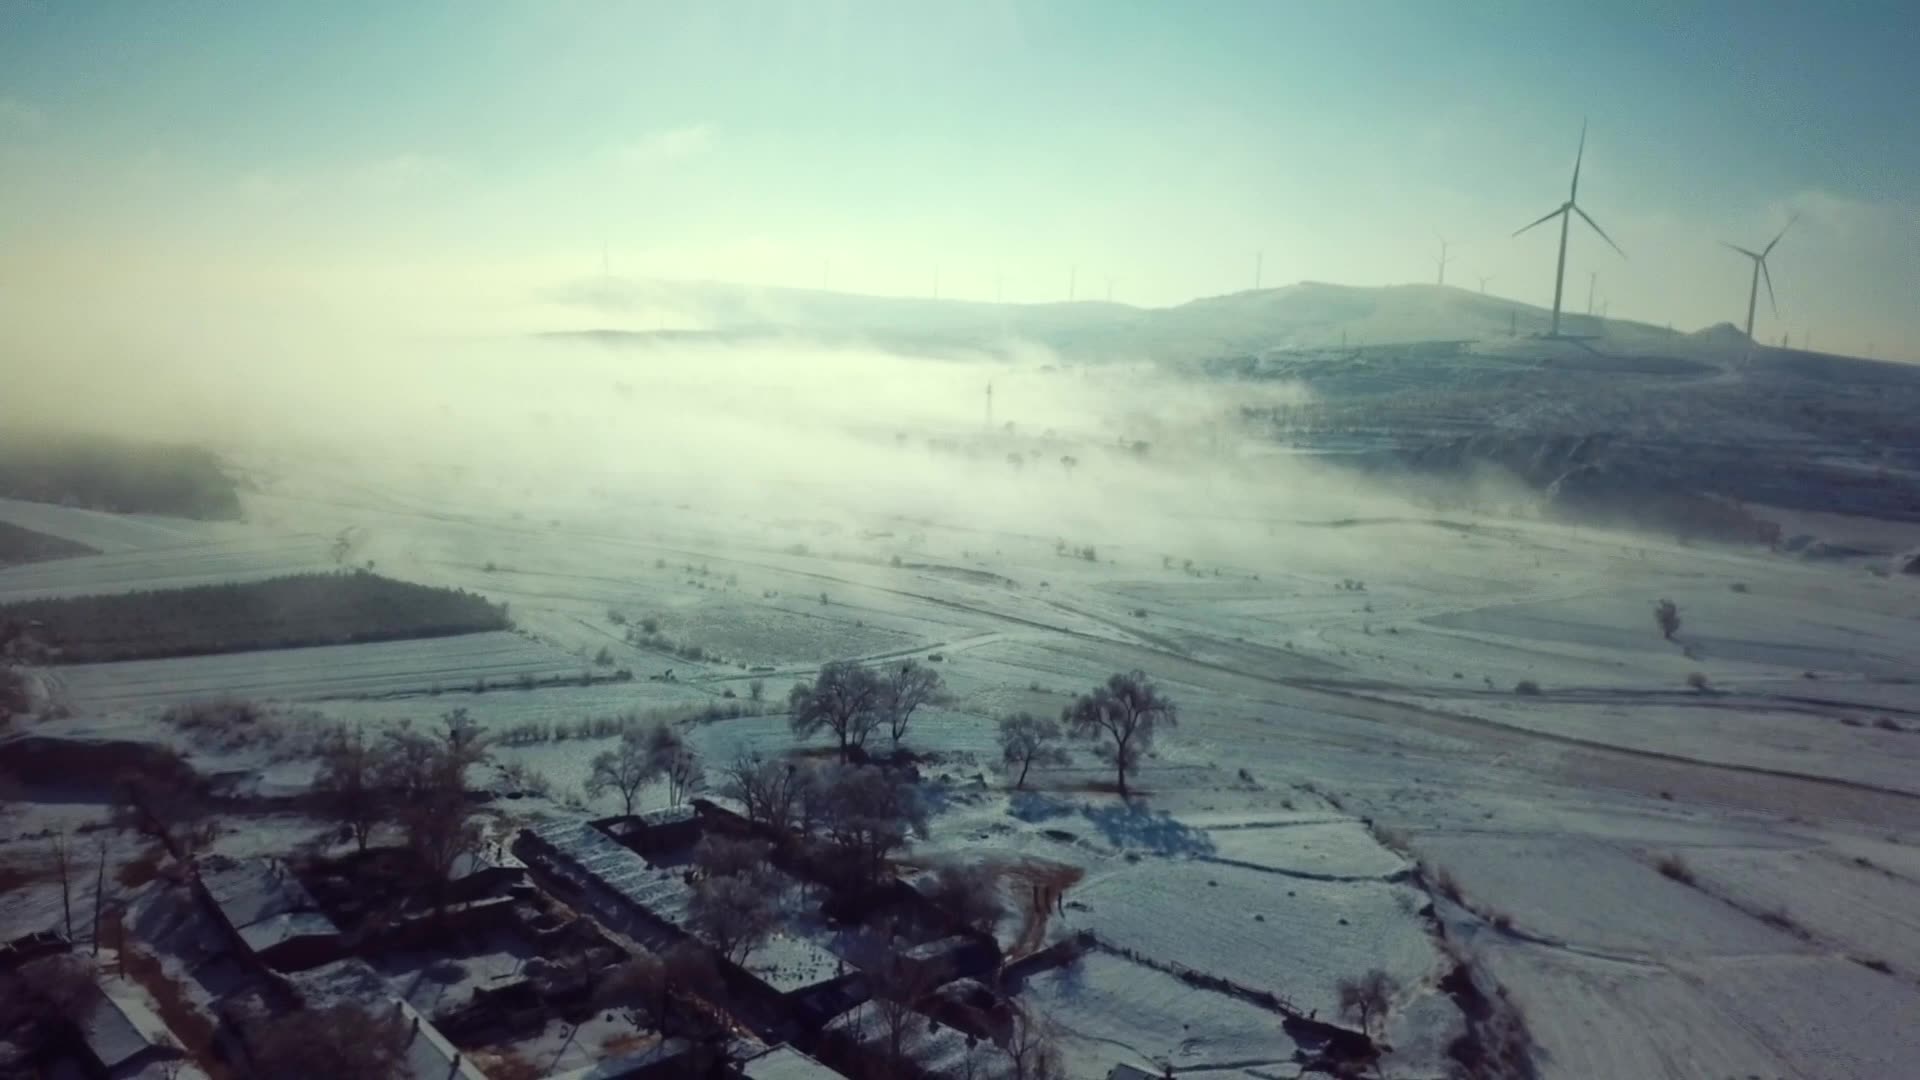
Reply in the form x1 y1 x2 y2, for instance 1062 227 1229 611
2 1 1916 358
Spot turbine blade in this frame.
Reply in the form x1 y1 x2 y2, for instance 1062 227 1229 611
1764 214 1797 256
1721 241 1761 259
1761 259 1777 316
1513 205 1566 238
1570 118 1588 200
1574 205 1625 257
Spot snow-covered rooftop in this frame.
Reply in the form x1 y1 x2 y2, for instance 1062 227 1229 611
544 1037 691 1079
198 856 338 953
637 804 698 828
526 819 694 924
79 983 178 1071
742 1043 847 1080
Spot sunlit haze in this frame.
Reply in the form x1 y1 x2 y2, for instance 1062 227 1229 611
2 1 1916 360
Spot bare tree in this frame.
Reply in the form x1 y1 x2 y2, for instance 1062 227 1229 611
694 834 771 880
1003 1008 1067 1080
789 660 883 761
1655 598 1681 641
720 752 808 833
998 713 1069 789
586 728 659 816
245 1003 411 1080
597 953 669 1034
379 712 490 910
1337 968 1400 1038
663 940 724 999
879 659 943 748
660 746 704 807
0 954 98 1028
1062 671 1177 798
646 723 703 807
687 871 777 963
925 861 1005 933
313 724 382 851
112 750 213 861
869 961 939 1070
818 764 927 885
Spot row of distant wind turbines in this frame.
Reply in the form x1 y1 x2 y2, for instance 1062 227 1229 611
1490 119 1794 349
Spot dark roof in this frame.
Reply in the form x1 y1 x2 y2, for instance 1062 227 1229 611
199 857 339 954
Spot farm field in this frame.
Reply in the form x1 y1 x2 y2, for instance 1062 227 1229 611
5 328 1920 1080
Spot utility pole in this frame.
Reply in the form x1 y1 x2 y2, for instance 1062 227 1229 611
93 838 106 955
1587 272 1597 315
1255 250 1264 290
54 832 72 940
1105 277 1115 303
985 382 993 429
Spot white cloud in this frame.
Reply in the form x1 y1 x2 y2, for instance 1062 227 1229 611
615 124 715 166
346 153 454 194
0 97 44 133
232 154 453 206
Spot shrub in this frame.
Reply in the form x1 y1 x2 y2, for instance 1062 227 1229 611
1655 598 1680 641
1655 853 1694 884
640 617 660 635
1874 716 1904 732
1685 671 1710 693
1514 680 1541 696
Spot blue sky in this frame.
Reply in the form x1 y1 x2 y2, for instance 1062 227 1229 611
2 1 1915 357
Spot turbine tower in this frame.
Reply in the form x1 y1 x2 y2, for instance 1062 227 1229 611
1514 119 1625 337
1477 274 1494 295
1723 217 1794 356
1435 235 1457 286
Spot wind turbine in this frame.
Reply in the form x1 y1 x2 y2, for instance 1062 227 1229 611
1477 274 1494 295
1435 235 1458 286
1514 119 1625 337
1723 217 1794 355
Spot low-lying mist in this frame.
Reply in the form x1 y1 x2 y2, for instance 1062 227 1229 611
6 314 1539 571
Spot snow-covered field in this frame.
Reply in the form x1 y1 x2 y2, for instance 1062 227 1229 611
7 342 1920 1080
